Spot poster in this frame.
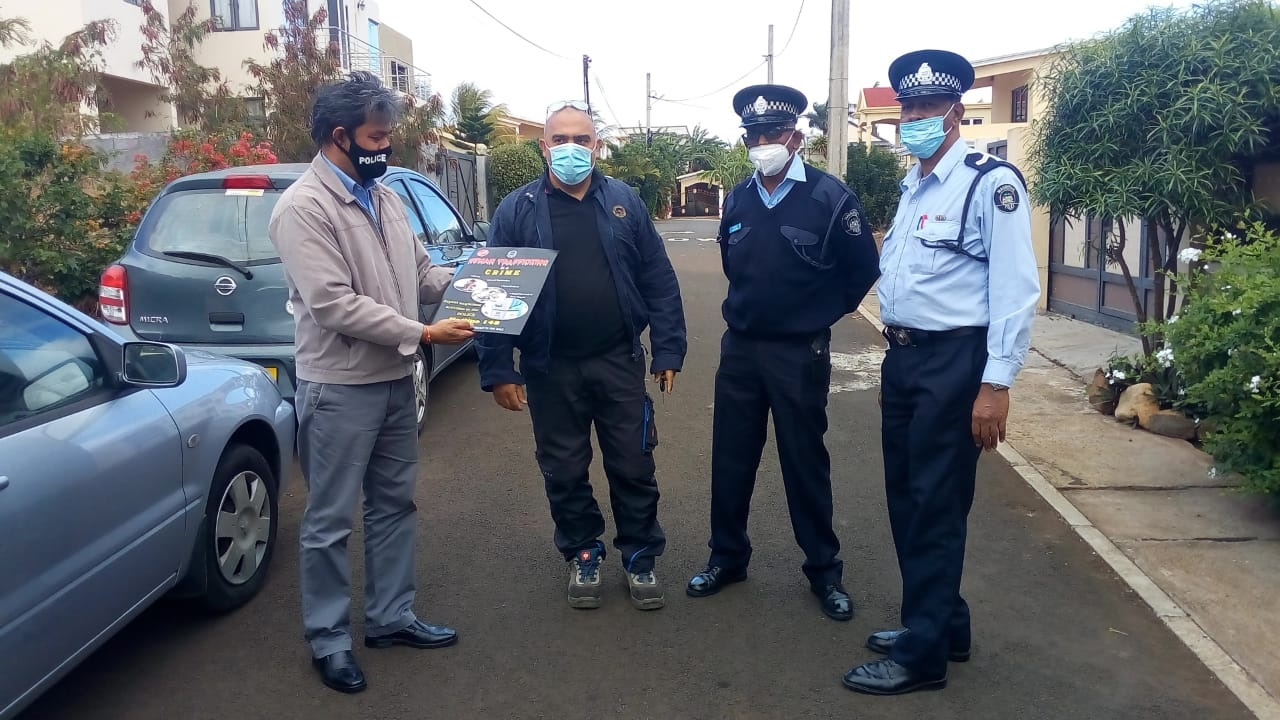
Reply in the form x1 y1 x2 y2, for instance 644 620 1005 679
434 247 558 335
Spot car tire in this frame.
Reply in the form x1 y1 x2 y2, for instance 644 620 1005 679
199 443 279 613
414 347 430 436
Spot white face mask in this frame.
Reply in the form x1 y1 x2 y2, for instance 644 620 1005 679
748 142 793 177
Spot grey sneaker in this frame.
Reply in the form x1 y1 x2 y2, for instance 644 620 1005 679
627 570 665 610
568 546 603 609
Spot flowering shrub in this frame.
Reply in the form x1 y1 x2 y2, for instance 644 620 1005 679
1160 223 1280 495
1103 349 1185 409
131 129 277 192
0 129 276 307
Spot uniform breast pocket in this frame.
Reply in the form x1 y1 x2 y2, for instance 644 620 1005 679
781 225 829 269
909 220 962 274
726 225 751 245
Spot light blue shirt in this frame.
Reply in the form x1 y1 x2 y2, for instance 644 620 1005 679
877 140 1040 387
322 154 378 221
750 151 807 208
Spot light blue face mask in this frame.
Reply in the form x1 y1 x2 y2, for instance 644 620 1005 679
548 142 594 185
900 104 955 159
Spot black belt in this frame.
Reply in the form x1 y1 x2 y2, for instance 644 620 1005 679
882 325 986 347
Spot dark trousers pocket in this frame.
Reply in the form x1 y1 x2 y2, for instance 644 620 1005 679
642 393 659 454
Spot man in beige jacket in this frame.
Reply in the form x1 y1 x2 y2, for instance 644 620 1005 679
269 71 473 695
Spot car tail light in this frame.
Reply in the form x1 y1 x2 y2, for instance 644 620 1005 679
99 264 129 325
222 175 273 190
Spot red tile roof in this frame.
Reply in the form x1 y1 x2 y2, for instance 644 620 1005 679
861 87 900 109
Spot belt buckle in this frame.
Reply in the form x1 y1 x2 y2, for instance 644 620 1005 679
890 328 913 346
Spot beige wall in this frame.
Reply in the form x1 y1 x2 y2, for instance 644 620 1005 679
378 23 412 67
0 0 160 86
169 0 289 95
988 70 1032 124
99 75 175 132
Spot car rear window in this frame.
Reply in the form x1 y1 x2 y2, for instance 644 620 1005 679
137 189 283 263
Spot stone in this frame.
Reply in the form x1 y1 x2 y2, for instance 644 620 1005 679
1086 368 1117 415
1115 383 1159 426
1196 418 1218 443
1142 409 1198 440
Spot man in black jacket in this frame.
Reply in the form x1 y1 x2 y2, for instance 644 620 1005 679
686 84 880 622
477 101 687 611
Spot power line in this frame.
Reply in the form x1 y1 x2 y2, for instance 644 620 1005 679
465 0 572 61
660 60 768 103
593 74 623 129
776 0 805 58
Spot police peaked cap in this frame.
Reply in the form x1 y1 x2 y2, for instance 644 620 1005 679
888 49 975 100
732 84 808 128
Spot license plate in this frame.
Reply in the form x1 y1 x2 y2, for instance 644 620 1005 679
261 366 278 380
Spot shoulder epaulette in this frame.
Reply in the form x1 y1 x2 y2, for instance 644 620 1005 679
964 152 1026 188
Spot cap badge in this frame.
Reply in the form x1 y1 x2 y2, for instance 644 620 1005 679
915 62 935 85
753 96 769 114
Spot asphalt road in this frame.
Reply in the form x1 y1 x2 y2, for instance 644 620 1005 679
19 218 1252 720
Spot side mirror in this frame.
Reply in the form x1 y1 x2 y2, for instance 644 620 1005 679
471 221 490 245
122 342 187 387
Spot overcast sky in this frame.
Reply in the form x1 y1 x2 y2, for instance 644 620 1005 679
393 0 1192 144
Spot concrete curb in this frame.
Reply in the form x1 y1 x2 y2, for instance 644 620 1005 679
854 304 1280 720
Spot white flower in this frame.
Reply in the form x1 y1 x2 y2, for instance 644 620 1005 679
1222 285 1232 290
1224 231 1237 240
1178 388 1186 396
1167 315 1179 324
1208 467 1218 479
1233 308 1243 316
1155 347 1175 369
1228 348 1236 356
1178 247 1202 264
1112 370 1126 381
1249 376 1262 394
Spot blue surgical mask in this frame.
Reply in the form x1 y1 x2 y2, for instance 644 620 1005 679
900 105 955 159
548 143 594 185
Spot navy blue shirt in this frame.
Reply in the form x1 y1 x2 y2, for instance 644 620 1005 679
718 163 880 338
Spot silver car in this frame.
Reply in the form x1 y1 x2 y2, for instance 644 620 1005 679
0 271 294 719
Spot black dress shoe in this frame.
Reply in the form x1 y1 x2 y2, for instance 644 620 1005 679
365 620 458 649
686 565 748 597
842 658 946 696
812 583 853 621
866 629 970 662
312 650 367 694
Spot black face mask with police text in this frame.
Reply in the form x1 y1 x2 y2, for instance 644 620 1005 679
341 133 391 182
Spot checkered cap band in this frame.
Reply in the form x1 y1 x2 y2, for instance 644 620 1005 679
742 98 801 118
896 67 963 95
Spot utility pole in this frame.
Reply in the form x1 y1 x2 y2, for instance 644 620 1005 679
766 24 774 83
646 72 653 145
826 0 850 180
582 55 591 111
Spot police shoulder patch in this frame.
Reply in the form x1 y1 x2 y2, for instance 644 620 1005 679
843 208 862 235
994 183 1020 214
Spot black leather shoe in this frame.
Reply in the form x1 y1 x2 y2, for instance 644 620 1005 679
365 620 458 649
812 583 853 621
686 566 748 597
842 658 946 696
866 629 970 662
312 650 367 694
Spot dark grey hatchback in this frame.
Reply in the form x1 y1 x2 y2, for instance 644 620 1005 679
100 163 487 434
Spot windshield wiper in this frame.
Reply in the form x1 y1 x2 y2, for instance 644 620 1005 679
162 251 254 280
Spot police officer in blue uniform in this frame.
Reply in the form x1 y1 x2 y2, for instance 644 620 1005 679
686 84 880 621
841 50 1040 695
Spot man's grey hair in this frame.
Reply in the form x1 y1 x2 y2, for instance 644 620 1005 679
310 71 401 147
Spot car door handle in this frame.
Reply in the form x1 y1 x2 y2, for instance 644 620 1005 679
0 476 9 491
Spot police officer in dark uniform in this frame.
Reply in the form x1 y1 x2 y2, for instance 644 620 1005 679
685 84 880 621
841 50 1039 695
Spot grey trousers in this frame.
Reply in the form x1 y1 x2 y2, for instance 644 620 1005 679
297 376 420 658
